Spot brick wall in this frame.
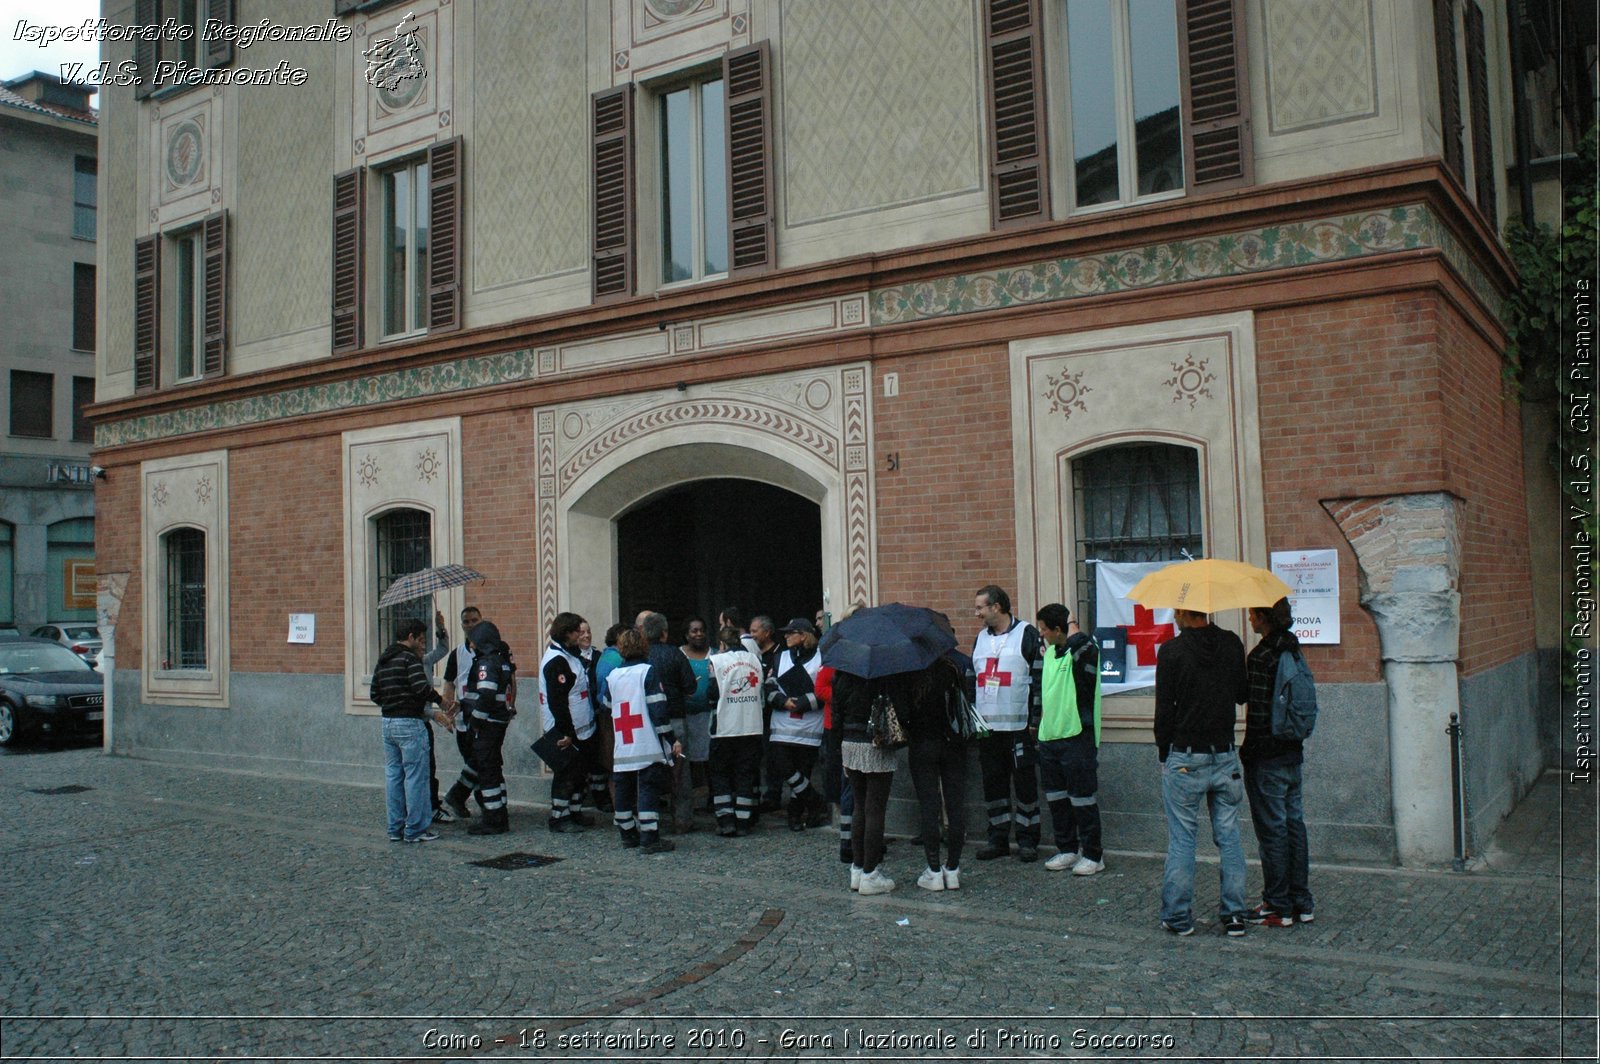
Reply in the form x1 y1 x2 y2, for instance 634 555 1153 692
1437 307 1535 673
230 436 343 674
93 462 143 667
1256 292 1533 681
458 408 541 658
872 345 1016 637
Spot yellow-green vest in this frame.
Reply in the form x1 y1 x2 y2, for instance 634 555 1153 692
1038 642 1102 746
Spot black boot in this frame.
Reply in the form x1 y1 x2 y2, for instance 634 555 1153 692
787 797 807 832
468 809 508 835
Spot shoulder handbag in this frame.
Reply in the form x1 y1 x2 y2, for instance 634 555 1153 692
868 691 908 750
945 683 989 742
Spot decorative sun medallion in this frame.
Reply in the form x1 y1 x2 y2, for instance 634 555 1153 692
644 0 707 20
1042 368 1092 421
165 118 204 188
358 454 381 488
416 448 440 483
194 476 212 505
151 481 169 509
1164 353 1216 409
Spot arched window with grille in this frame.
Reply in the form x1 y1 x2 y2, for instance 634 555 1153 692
1071 442 1203 625
162 526 207 670
372 508 432 653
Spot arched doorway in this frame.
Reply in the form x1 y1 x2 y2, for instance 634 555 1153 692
616 479 822 634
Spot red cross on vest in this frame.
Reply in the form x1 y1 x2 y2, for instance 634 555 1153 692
615 701 644 744
978 657 1013 689
1125 605 1176 667
788 702 806 720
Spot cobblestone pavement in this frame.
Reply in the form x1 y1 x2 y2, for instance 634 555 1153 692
1 745 1595 1063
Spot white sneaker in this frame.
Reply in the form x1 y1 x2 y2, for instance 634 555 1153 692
1071 856 1105 876
858 868 896 895
1045 850 1080 871
942 865 961 890
916 867 945 892
850 864 863 891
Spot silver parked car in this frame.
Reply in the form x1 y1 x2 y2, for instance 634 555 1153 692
30 624 102 667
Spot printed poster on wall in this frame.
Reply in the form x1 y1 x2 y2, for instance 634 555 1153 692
1270 549 1340 644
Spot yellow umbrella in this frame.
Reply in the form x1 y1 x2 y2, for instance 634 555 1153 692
1125 559 1293 614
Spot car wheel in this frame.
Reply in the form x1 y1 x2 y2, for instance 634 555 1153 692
0 700 19 746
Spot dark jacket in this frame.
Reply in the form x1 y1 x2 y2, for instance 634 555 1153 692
831 669 875 744
1241 627 1305 767
1153 622 1246 762
647 641 697 719
463 620 517 723
370 641 440 718
901 654 968 742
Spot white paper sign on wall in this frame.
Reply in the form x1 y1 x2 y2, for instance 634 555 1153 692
1270 550 1340 644
288 614 316 645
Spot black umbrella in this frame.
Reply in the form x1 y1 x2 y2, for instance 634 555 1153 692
818 602 957 678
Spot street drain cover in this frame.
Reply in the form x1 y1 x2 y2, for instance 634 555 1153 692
471 852 564 870
31 785 93 795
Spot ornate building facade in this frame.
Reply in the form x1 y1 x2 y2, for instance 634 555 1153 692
92 0 1558 864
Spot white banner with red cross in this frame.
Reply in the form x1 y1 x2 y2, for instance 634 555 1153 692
1093 561 1179 694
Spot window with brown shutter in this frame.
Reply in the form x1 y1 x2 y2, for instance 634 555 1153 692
332 167 365 354
1179 0 1252 191
134 236 161 392
205 0 236 71
135 0 235 100
724 42 775 276
984 0 1050 226
592 85 636 302
1462 0 1497 221
1433 0 1465 181
134 0 157 100
201 211 228 378
427 137 463 333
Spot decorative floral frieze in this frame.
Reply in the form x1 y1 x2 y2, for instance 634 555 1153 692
96 204 1494 451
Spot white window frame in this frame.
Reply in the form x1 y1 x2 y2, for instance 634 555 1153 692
140 449 230 708
169 227 204 383
1055 0 1188 216
654 71 729 291
377 154 430 342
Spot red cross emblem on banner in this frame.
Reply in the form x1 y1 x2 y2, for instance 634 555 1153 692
978 657 1012 689
1125 605 1176 667
615 701 644 744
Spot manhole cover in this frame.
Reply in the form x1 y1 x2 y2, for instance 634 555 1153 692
471 852 564 870
30 785 93 795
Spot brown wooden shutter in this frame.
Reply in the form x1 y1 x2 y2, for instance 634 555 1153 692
201 211 228 378
724 42 776 276
205 0 236 69
1433 0 1465 181
983 0 1050 227
134 236 161 393
427 137 464 332
1179 0 1253 191
134 0 157 100
592 85 636 301
332 167 365 354
1462 1 1497 220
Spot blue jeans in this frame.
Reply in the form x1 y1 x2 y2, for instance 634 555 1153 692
1160 748 1247 929
383 717 432 840
1244 760 1314 915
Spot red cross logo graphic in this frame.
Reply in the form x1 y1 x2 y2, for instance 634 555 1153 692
789 700 806 720
615 701 644 744
1125 605 1176 667
978 657 1012 689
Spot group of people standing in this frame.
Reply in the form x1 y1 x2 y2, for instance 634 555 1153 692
369 583 1314 935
